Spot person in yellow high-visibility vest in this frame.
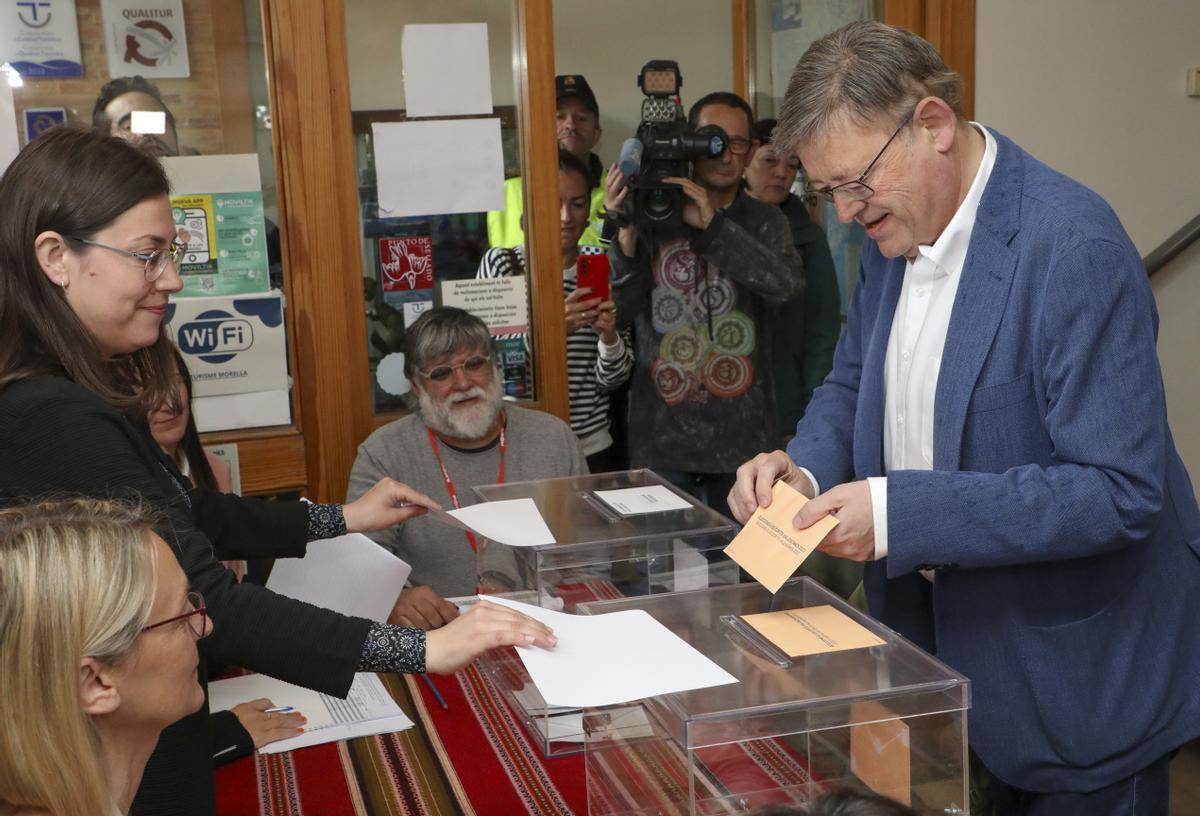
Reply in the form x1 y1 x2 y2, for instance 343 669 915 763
487 74 608 248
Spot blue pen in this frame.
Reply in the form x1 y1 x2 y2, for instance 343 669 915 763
419 673 449 710
263 705 293 714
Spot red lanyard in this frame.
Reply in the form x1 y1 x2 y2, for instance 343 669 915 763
427 421 506 552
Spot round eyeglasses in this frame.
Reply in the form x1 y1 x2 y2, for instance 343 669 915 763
418 354 494 383
74 229 192 282
142 590 208 639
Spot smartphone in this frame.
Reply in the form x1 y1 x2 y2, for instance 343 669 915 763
576 253 611 301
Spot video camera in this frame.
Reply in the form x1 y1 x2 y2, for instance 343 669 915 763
616 60 728 232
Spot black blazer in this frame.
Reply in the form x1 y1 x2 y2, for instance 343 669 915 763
0 376 373 816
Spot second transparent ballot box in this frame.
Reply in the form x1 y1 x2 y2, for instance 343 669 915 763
578 579 971 815
471 469 739 610
470 469 740 756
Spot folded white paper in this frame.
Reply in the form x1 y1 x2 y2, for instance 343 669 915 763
483 595 738 708
208 672 412 754
266 532 411 622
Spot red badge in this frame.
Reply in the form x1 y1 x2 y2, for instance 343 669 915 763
379 237 434 291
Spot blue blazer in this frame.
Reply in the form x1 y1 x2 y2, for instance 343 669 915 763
788 130 1200 792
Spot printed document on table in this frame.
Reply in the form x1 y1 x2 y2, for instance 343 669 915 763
426 497 556 547
266 533 411 622
593 485 692 516
484 595 737 708
209 672 412 754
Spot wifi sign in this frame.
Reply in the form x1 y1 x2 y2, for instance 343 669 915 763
176 309 255 364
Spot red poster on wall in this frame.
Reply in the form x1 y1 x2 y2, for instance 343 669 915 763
379 236 434 292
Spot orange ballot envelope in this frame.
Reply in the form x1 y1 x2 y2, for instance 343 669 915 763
723 479 839 593
738 605 885 658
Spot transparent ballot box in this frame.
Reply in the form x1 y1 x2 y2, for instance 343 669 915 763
471 469 740 609
578 579 970 816
471 469 740 756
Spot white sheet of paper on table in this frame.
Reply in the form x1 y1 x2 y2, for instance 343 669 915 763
400 23 493 117
208 672 413 754
593 485 693 515
372 119 505 218
266 532 411 622
425 498 556 547
483 595 738 708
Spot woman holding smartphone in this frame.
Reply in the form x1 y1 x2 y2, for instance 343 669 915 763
477 149 633 472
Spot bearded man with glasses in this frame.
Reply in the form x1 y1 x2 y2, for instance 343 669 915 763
607 91 804 519
347 307 587 630
729 21 1200 816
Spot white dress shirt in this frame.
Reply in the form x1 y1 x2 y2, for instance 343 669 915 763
865 124 997 559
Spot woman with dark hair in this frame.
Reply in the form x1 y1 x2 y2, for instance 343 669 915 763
0 128 557 816
148 347 230 495
147 346 305 762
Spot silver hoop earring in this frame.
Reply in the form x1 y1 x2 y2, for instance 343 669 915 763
59 278 68 290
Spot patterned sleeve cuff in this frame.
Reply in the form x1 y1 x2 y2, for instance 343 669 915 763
358 623 426 674
307 502 347 542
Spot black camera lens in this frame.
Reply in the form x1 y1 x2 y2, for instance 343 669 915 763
643 188 674 221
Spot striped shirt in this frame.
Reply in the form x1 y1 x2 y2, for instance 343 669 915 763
478 245 633 455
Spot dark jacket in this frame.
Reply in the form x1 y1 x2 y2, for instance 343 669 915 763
767 194 841 433
0 375 373 816
609 190 803 473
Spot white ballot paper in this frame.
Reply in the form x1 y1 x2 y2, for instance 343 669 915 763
266 533 411 622
484 595 737 707
208 672 412 754
594 485 693 516
425 497 556 547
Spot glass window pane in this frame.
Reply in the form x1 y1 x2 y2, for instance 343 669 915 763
2 0 294 434
345 1 532 416
750 0 881 314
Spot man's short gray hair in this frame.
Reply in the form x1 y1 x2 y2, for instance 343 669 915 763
773 21 964 154
403 306 494 381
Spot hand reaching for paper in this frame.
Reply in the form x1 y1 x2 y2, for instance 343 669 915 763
424 600 557 675
342 478 442 533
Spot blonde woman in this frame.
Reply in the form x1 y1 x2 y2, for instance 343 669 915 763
0 498 210 816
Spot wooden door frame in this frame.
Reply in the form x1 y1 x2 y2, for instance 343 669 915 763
733 0 976 119
242 0 569 502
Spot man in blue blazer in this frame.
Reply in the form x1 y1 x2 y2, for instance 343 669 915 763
729 21 1200 815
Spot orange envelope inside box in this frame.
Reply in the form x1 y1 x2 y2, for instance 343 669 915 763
723 479 839 593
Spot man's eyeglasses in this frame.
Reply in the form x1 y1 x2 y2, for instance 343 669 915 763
419 354 494 383
726 137 753 156
143 591 208 639
74 229 191 282
804 112 913 204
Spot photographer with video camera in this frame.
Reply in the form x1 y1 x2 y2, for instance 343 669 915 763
606 65 803 516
